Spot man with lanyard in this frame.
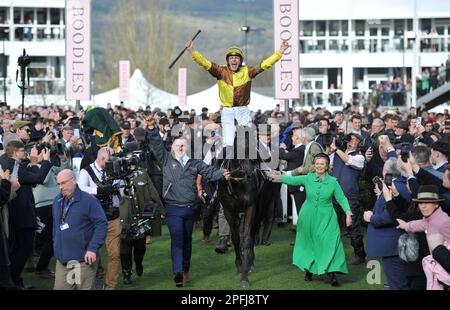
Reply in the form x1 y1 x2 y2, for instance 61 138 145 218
53 169 107 290
78 147 121 290
186 39 289 158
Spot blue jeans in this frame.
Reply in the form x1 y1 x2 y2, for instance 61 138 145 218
165 205 199 273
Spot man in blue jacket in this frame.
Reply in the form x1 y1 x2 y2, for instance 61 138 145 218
53 169 108 290
146 126 230 287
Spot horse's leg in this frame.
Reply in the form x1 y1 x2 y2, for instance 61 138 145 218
239 204 257 288
222 205 242 277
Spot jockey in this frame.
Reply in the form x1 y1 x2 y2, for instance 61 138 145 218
186 40 289 158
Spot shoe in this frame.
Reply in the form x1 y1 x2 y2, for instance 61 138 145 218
215 236 228 254
349 256 365 265
201 235 210 243
182 271 190 284
146 236 152 244
290 241 295 246
261 240 271 246
328 273 339 287
304 271 313 282
174 272 183 287
35 269 55 279
123 271 132 285
135 262 143 277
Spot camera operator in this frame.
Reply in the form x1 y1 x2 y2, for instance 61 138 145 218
133 127 164 199
118 142 163 285
0 141 52 289
78 147 121 290
145 125 230 287
328 133 366 265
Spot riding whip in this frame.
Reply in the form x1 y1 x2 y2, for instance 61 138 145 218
168 30 201 69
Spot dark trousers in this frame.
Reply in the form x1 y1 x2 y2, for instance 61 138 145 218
35 205 53 271
165 205 199 273
348 199 366 258
202 201 218 237
381 255 409 290
120 236 146 273
9 229 35 286
255 181 277 243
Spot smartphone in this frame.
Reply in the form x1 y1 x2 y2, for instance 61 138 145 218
372 176 383 191
416 117 422 128
384 173 393 187
73 129 80 138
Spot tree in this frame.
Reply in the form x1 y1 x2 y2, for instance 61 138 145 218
95 0 181 97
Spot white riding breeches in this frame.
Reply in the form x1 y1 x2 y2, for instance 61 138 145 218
221 106 253 147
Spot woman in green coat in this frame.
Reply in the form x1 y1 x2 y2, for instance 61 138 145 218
269 153 352 286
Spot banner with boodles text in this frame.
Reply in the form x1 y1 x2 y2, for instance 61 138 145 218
178 68 187 106
66 0 91 101
273 0 299 99
119 60 130 102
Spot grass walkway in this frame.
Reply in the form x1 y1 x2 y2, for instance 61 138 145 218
23 224 386 290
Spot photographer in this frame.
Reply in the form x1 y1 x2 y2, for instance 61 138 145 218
31 132 70 279
0 141 52 289
118 142 163 285
145 125 230 287
364 157 411 290
78 148 121 290
328 133 366 265
59 126 83 158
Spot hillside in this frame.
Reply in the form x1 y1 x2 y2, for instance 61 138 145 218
91 0 276 95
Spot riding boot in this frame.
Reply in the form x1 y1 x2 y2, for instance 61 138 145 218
215 236 228 254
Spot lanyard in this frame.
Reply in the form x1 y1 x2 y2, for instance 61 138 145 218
60 197 73 224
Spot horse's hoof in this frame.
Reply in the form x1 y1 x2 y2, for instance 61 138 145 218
240 280 250 288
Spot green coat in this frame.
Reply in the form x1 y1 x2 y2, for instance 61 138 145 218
282 172 350 275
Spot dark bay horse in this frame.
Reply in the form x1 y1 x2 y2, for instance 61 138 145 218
216 131 264 287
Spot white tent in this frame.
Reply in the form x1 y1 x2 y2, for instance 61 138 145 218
94 69 279 112
184 84 279 113
94 69 178 110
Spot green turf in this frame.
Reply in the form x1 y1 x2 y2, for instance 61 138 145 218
23 224 386 290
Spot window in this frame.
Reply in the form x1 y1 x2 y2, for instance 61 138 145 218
24 9 33 23
394 20 404 35
301 21 313 36
329 40 339 51
420 19 431 34
315 81 323 90
316 40 325 51
329 21 339 36
50 8 60 25
369 27 377 36
0 7 7 24
355 20 365 36
13 8 22 23
381 27 389 36
436 26 444 35
407 20 413 31
342 20 349 36
37 9 47 24
316 21 325 36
